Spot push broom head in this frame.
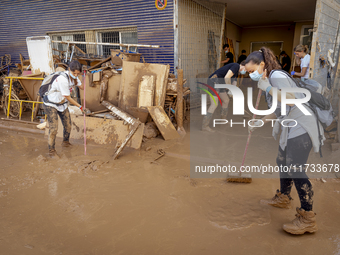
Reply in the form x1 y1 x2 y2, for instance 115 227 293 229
226 172 252 183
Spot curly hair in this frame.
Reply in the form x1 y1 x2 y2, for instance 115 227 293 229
244 47 281 74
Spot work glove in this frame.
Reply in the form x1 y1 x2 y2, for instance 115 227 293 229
257 76 272 93
83 108 91 115
248 119 264 133
291 71 296 76
79 106 91 115
227 90 233 97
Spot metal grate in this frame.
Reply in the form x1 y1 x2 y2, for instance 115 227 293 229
48 26 138 58
177 0 224 89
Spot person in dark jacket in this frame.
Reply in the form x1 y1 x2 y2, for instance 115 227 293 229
221 44 234 66
237 50 247 64
280 51 291 73
202 62 247 132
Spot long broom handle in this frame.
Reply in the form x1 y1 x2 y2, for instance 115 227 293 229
241 88 262 167
83 70 87 156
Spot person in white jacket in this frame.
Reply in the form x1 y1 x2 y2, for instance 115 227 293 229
244 47 322 235
291 45 310 81
43 60 84 157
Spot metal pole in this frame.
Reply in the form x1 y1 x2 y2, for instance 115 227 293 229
51 40 160 49
31 103 35 122
6 78 13 118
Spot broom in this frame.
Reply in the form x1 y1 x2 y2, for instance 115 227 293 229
227 88 263 183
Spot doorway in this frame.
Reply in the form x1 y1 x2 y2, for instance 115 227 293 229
250 41 283 57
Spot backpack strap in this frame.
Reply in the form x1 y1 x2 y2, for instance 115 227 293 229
304 103 323 157
45 72 70 95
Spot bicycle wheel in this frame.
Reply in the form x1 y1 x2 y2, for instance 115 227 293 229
3 92 20 118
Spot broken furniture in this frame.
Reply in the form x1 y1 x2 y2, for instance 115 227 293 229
164 73 190 127
18 53 30 72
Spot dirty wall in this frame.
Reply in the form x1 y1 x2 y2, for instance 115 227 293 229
0 0 174 70
310 0 340 112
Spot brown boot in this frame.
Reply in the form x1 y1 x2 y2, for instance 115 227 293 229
262 189 292 209
48 149 60 158
62 141 72 147
283 207 318 235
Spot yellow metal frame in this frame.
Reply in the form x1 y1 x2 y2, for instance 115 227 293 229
5 76 44 122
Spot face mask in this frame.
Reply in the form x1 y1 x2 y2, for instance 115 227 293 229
225 50 229 53
249 69 263 81
240 70 246 75
69 72 76 79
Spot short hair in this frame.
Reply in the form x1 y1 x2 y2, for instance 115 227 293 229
241 50 246 53
280 51 286 55
223 44 229 49
240 60 246 66
69 60 82 72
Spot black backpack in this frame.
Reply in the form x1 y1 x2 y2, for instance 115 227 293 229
270 70 336 157
38 72 69 98
273 70 330 110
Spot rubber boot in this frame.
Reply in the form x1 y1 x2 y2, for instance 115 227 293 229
264 189 292 209
202 112 215 132
220 107 229 119
283 207 318 235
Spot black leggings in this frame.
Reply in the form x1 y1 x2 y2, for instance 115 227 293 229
277 132 314 211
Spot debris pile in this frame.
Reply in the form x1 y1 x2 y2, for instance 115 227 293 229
164 73 190 126
1 38 191 160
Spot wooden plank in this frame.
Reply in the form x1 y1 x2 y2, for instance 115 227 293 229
147 106 179 140
157 64 170 107
176 69 185 136
137 75 155 107
87 56 111 71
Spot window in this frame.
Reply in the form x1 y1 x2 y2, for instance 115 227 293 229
96 28 138 56
48 27 138 58
73 33 86 53
97 31 120 56
50 33 86 54
300 25 313 53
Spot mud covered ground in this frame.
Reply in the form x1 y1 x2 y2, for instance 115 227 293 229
0 124 340 255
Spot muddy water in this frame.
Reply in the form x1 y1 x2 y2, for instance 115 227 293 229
0 128 340 255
